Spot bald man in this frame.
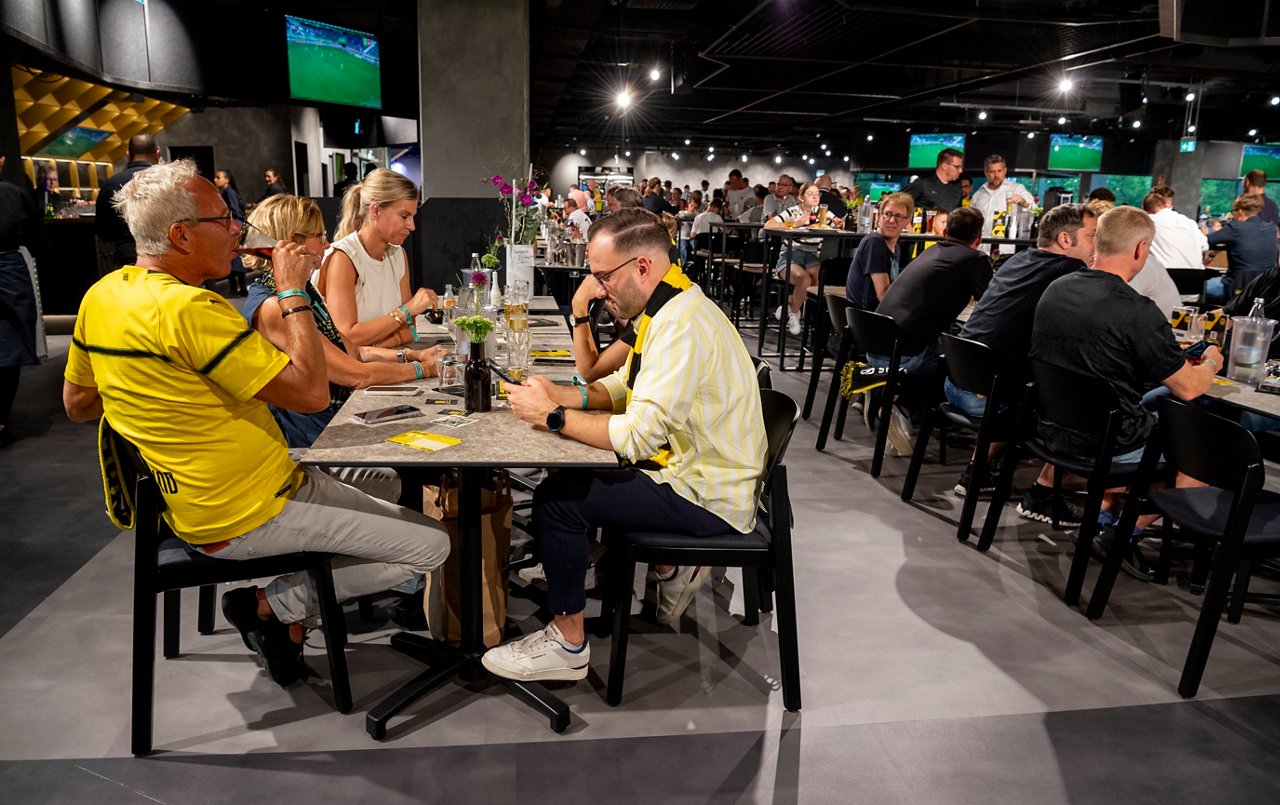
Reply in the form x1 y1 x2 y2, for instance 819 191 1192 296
95 134 161 270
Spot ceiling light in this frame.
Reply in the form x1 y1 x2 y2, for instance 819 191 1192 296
821 143 827 149
801 154 808 160
672 152 679 160
1185 92 1196 102
866 134 874 141
1057 116 1067 125
1142 96 1148 104
707 154 715 161
579 148 587 155
1249 128 1259 136
843 156 849 162
977 111 988 120
1187 125 1196 133
1058 78 1074 92
816 132 821 138
649 68 661 81
808 158 815 165
1027 132 1036 139
774 155 782 164
615 90 631 109
708 145 714 152
624 150 631 157
1132 119 1142 129
1272 96 1280 106
684 138 690 146
741 154 748 163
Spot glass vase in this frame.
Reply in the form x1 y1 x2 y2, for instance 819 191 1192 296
464 339 492 412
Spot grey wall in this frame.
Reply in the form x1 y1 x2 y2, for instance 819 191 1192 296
416 0 528 291
1155 139 1245 217
153 106 294 201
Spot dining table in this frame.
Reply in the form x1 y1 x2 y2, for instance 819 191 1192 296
301 324 616 738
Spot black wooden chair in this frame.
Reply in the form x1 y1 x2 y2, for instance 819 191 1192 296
982 361 1161 603
812 294 856 445
845 306 905 477
1166 267 1209 308
121 440 352 756
901 335 1018 545
603 389 802 711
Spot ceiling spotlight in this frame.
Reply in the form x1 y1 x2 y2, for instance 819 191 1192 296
579 148 587 155
707 154 715 162
684 138 690 146
843 156 849 162
1142 96 1148 104
1185 92 1196 102
774 155 782 164
672 152 680 160
1271 96 1280 106
802 154 808 160
1187 125 1196 134
624 150 631 157
821 143 827 149
1027 132 1036 139
741 154 748 163
866 134 874 141
978 111 988 120
1058 78 1074 92
615 90 631 109
1057 116 1067 125
1249 128 1259 136
808 158 815 165
816 132 822 138
1132 119 1142 129
708 145 714 152
649 68 661 81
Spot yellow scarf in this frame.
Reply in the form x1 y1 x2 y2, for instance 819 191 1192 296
620 263 692 469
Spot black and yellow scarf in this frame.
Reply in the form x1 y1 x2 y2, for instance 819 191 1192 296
618 263 692 470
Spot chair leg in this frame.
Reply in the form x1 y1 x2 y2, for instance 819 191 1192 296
162 589 181 659
197 585 216 635
1086 492 1144 620
1064 484 1106 607
741 567 761 627
834 395 850 441
773 558 802 713
900 408 935 502
312 563 353 714
815 337 850 451
802 318 834 420
937 422 948 466
132 587 157 756
1178 548 1240 698
1227 559 1253 624
606 558 638 707
976 446 1020 552
357 595 378 622
870 380 896 478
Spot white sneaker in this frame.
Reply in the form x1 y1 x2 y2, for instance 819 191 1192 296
774 304 785 322
787 312 802 335
654 565 711 625
516 562 596 590
887 404 915 458
481 622 590 682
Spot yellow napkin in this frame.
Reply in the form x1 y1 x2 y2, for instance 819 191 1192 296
386 430 461 452
530 349 572 357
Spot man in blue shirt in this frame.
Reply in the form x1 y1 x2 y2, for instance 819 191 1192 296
1205 194 1279 303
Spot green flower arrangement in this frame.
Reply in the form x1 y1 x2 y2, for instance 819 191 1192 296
454 314 495 344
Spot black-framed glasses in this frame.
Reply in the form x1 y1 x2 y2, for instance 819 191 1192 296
592 256 639 290
881 211 909 222
181 211 236 227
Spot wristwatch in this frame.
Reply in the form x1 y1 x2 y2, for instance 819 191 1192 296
546 405 567 433
573 314 592 327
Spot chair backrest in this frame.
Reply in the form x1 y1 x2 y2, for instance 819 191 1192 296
694 232 713 251
825 293 855 333
1156 396 1264 494
820 257 851 290
758 389 800 500
1165 267 1209 297
845 306 898 357
941 333 999 397
1028 359 1122 437
741 240 765 264
753 357 773 390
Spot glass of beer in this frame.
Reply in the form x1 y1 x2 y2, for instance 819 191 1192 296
816 204 829 228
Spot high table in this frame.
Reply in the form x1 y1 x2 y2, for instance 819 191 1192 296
301 355 614 738
1203 376 1280 419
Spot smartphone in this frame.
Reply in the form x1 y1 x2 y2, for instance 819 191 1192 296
1183 340 1212 359
364 385 422 396
487 361 522 386
1259 378 1280 395
354 405 423 425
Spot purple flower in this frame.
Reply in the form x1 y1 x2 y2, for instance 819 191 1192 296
470 270 488 287
495 233 504 243
499 183 513 196
526 180 538 190
490 175 503 186
519 193 533 206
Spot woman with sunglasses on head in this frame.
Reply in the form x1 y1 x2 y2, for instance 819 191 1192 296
316 168 438 347
243 195 445 452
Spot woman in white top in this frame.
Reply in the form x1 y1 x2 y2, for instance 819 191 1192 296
764 182 844 333
317 169 438 347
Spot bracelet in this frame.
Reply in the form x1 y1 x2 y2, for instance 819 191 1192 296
396 348 407 364
577 384 589 410
573 315 591 327
277 288 308 302
399 304 412 322
411 361 424 380
281 304 313 318
408 323 419 342
571 374 587 387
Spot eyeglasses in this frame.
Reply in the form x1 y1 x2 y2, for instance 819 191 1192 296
181 211 236 228
881 211 909 222
593 256 639 290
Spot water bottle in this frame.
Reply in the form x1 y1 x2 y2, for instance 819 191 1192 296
1228 298 1277 385
469 253 483 276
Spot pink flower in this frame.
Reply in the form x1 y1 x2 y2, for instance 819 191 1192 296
526 180 538 190
490 175 503 186
519 193 533 205
470 270 488 287
495 233 504 243
499 183 513 196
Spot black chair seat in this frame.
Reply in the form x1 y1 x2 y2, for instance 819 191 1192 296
1024 440 1146 479
1149 487 1280 548
156 535 334 588
938 403 1017 438
627 524 771 558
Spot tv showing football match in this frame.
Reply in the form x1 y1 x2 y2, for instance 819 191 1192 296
286 15 382 109
908 134 965 169
1048 134 1103 171
1240 144 1280 178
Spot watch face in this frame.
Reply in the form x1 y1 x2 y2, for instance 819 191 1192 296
547 406 566 432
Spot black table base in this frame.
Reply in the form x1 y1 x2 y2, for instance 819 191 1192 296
365 632 569 739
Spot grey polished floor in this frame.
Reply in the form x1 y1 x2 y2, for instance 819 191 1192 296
2 333 1279 804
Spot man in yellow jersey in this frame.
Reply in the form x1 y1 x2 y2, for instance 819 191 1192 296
483 208 766 683
62 161 449 687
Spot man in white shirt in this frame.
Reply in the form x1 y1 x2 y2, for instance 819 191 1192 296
968 154 1030 245
564 198 591 239
761 174 798 223
1144 188 1208 268
725 169 752 220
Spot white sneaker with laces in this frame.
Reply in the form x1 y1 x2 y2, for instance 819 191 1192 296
887 405 914 457
787 312 802 335
654 565 711 625
774 304 785 322
481 622 590 682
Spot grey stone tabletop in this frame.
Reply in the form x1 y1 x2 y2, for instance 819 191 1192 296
1203 376 1280 419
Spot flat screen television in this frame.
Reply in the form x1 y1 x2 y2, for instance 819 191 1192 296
868 181 900 201
41 126 112 158
1240 144 1280 178
1048 135 1103 171
908 134 965 169
286 15 382 109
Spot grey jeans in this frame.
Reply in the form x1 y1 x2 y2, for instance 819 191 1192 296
204 466 449 626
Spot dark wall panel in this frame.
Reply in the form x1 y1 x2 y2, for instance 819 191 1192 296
1100 137 1156 175
47 0 100 69
97 0 148 85
1 0 49 49
144 0 200 91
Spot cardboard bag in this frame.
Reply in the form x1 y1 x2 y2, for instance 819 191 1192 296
422 471 512 648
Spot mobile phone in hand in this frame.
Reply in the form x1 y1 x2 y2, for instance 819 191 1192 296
488 361 523 386
1183 340 1212 359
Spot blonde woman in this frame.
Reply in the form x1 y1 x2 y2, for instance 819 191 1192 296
244 195 444 449
317 168 438 347
764 181 844 333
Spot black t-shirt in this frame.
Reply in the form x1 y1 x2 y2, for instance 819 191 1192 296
94 161 153 251
903 172 962 212
876 241 992 355
819 188 848 220
1030 270 1186 457
0 179 37 252
960 248 1086 371
845 233 904 311
1224 268 1280 319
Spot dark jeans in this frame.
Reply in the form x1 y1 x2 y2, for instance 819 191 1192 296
533 468 735 615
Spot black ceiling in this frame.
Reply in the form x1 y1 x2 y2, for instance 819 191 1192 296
528 0 1280 153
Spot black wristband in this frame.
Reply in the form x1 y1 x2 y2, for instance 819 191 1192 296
573 315 592 327
281 304 313 318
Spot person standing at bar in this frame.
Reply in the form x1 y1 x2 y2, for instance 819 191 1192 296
968 154 1030 248
903 148 964 212
0 153 39 449
95 135 161 271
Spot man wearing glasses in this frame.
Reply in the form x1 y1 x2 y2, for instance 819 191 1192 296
846 192 911 311
62 161 449 688
484 208 766 683
762 174 798 224
904 148 965 212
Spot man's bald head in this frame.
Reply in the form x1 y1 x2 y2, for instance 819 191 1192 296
128 134 161 163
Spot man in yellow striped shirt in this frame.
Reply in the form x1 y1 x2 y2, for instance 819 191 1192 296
485 208 766 683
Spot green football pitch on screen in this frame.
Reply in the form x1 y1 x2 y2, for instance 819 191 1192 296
1241 145 1280 178
1048 135 1103 171
288 43 382 109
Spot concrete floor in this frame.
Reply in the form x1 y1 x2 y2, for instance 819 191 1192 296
2 332 1279 803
